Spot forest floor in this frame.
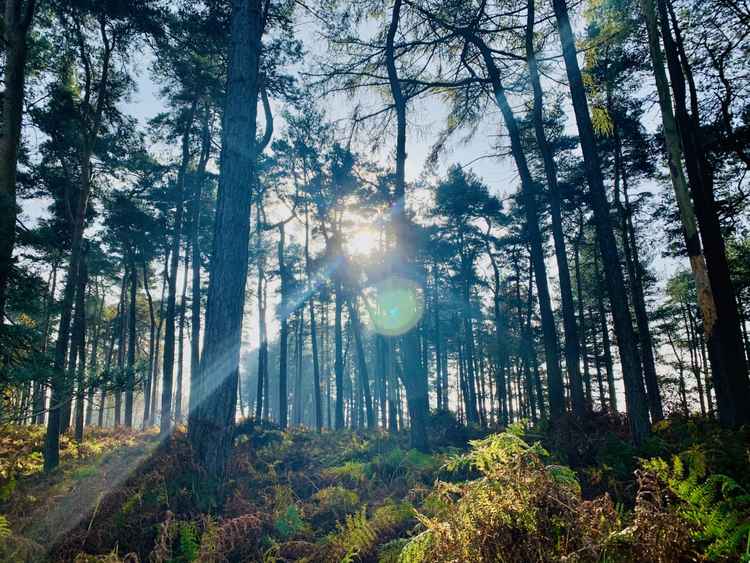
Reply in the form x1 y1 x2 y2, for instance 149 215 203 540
0 413 749 562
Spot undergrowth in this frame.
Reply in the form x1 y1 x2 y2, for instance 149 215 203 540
0 414 747 562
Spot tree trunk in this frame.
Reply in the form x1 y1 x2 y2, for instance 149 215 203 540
487 248 509 425
472 38 565 420
190 105 211 396
553 0 650 443
44 197 87 470
610 111 663 422
385 0 429 451
574 221 593 408
161 101 195 435
85 279 104 427
640 0 718 402
292 310 304 426
525 0 585 416
188 0 262 479
176 241 190 423
334 271 345 429
73 256 88 442
656 0 750 427
594 251 618 412
142 262 156 427
115 267 128 428
125 257 137 427
0 0 36 322
348 296 374 428
151 251 169 426
278 223 290 429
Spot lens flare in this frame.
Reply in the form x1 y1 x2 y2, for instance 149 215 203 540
366 276 424 336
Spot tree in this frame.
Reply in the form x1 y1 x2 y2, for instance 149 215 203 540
552 0 651 444
43 0 158 470
187 0 265 479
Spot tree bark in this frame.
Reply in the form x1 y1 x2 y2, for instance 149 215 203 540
125 256 137 427
552 0 650 443
471 37 565 420
0 0 36 323
610 107 663 421
655 0 750 427
188 0 263 479
278 223 290 429
176 240 190 422
385 0 429 451
348 296 374 428
73 255 88 442
161 101 195 435
334 269 344 429
525 0 585 417
142 261 156 427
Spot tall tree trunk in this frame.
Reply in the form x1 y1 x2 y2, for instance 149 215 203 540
85 280 103 426
334 269 344 429
176 241 190 422
385 0 428 451
640 0 718 413
278 223 290 429
142 262 156 427
525 0 585 416
292 310 304 426
553 0 650 443
44 232 84 470
253 203 268 421
594 251 618 412
0 0 36 322
151 251 169 426
487 248 509 425
188 0 262 478
161 101 195 435
348 296 374 428
610 109 663 421
35 260 59 424
471 37 565 420
460 251 479 424
574 221 592 408
304 203 323 431
125 257 137 427
655 0 750 427
190 104 211 395
73 255 88 442
432 267 443 412
115 267 128 428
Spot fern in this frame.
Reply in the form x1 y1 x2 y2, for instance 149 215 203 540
645 450 750 560
0 515 10 541
397 531 432 563
327 507 378 562
177 521 199 562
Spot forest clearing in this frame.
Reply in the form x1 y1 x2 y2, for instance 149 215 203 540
1 0 749 561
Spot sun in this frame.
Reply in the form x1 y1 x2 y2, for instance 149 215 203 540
346 226 381 256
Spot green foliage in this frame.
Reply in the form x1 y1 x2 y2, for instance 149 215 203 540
367 448 441 484
71 465 98 480
329 507 378 562
177 521 199 562
326 501 415 562
377 538 408 563
644 449 750 561
0 515 10 541
322 461 367 485
274 504 307 539
397 531 432 563
414 429 623 562
312 485 360 516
